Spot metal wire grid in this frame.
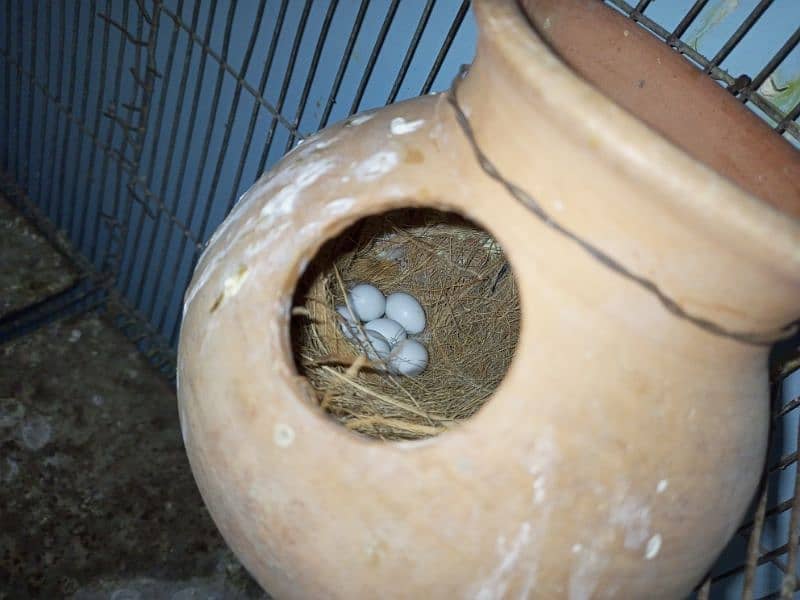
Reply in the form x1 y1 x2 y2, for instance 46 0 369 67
597 5 800 594
607 0 800 145
0 0 474 369
0 1 799 598
0 0 797 366
693 372 800 600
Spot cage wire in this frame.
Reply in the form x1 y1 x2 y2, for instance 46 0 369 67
0 0 799 597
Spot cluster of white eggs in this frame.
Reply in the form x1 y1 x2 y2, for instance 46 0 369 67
337 283 428 376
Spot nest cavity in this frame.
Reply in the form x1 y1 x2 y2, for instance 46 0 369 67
290 208 521 441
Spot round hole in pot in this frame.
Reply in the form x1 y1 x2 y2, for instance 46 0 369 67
289 207 521 441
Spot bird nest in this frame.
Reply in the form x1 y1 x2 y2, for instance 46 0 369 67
290 208 521 441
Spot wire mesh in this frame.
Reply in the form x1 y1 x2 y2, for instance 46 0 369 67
0 0 799 597
606 0 800 145
0 0 477 351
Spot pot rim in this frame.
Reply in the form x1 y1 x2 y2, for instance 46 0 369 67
470 0 800 262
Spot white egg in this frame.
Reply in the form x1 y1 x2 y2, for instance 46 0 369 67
365 317 407 347
389 339 428 376
336 304 358 323
336 306 357 340
338 320 355 340
348 283 385 321
357 330 391 361
384 292 426 334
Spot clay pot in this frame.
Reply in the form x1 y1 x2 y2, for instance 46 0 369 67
177 0 800 598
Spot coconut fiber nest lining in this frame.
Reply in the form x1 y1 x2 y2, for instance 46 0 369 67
290 208 521 441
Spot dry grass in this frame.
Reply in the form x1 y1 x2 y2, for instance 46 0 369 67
290 209 520 440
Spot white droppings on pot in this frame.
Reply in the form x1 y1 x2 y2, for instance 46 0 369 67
297 157 337 187
347 113 373 126
609 495 651 550
259 158 337 222
185 184 273 313
568 538 611 600
389 117 425 135
429 121 444 140
572 543 582 554
623 29 630 37
487 14 517 31
354 151 399 182
475 522 535 600
644 534 662 560
222 266 249 300
206 177 268 251
326 197 356 216
553 199 565 212
273 423 296 448
475 433 557 597
656 479 668 493
297 222 324 241
543 16 552 30
374 184 408 200
314 136 338 150
244 221 291 258
526 428 559 506
532 475 546 504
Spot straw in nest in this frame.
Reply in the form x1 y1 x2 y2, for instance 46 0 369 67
291 209 520 441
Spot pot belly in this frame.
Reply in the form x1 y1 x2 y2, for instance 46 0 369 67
177 92 771 598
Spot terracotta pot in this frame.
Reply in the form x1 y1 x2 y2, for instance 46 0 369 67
177 0 800 598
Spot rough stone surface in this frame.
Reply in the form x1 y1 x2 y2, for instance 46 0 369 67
0 195 77 317
0 314 267 599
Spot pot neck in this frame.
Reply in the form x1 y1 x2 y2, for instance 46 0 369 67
450 0 800 336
